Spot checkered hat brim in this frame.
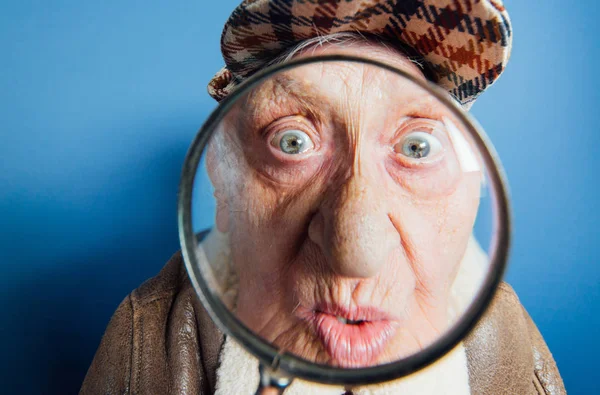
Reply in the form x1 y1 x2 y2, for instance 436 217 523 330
208 0 512 105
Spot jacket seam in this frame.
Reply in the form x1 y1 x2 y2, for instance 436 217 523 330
534 368 550 395
133 284 179 301
131 293 175 394
195 309 208 392
134 292 177 308
533 373 547 395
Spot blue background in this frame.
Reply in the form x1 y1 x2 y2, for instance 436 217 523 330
1 1 598 393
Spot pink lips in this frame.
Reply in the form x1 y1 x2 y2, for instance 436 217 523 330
300 304 397 368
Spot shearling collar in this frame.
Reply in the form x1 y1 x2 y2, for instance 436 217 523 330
215 336 470 394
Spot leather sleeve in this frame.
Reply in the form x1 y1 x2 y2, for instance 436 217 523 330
521 306 566 395
465 283 536 394
80 295 134 394
465 283 567 395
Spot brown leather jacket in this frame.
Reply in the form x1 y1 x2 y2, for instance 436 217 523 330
81 252 566 394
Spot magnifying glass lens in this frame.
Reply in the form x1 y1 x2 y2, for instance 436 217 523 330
181 55 508 386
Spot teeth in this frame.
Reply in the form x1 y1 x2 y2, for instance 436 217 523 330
337 316 348 324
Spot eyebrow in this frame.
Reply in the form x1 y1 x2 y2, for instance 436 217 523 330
243 74 329 125
238 71 454 136
262 74 319 103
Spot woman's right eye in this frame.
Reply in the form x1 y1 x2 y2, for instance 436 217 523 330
271 129 315 155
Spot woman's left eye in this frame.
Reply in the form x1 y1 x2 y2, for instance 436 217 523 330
394 131 442 159
271 129 314 155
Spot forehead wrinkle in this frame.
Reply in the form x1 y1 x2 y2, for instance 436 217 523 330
343 64 388 179
352 64 368 178
322 62 368 180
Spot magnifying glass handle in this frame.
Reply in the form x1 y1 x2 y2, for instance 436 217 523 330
254 363 292 395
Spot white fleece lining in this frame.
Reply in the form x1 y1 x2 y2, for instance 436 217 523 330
199 229 487 394
215 336 470 395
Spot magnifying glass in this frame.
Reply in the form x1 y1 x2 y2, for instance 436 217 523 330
178 55 510 394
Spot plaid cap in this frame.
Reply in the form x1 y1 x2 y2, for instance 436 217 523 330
208 0 512 106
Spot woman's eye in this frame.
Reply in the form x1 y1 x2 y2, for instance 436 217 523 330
394 131 442 159
272 130 314 155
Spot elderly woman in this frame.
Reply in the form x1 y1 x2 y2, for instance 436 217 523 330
82 1 565 394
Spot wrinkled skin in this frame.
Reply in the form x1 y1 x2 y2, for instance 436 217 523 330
206 42 482 368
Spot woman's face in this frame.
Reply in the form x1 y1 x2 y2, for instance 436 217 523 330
207 42 482 368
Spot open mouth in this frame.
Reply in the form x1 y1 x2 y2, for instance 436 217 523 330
299 304 398 368
336 316 365 325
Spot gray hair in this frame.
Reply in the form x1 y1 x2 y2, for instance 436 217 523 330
265 31 426 72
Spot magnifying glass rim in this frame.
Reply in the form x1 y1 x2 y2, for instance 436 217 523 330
178 54 511 386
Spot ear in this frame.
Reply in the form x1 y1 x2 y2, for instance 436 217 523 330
206 139 230 233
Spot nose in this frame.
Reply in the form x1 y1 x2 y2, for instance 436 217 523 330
308 175 398 278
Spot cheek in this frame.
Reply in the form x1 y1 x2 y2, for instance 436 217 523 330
441 173 482 244
390 173 481 290
372 252 418 306
436 175 481 283
225 171 327 278
439 172 482 269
